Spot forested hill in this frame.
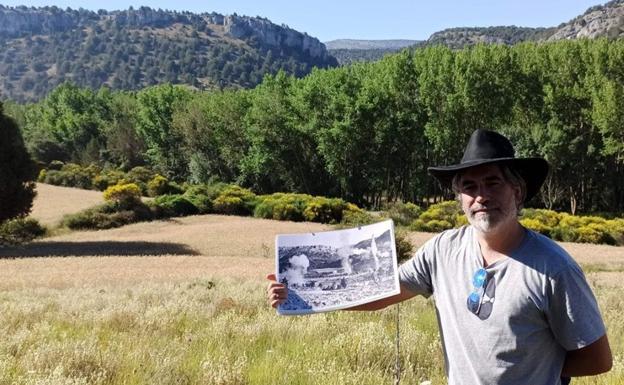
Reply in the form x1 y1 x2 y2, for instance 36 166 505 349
423 26 555 49
0 5 338 102
326 39 421 65
420 0 624 47
330 0 624 64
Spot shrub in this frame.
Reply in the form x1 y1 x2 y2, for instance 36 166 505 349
395 229 414 263
126 166 155 195
212 185 257 216
418 201 462 224
411 219 454 233
153 194 199 217
182 185 214 214
254 193 312 222
37 169 47 182
383 202 422 226
519 218 554 237
0 218 46 245
551 214 600 243
608 219 624 246
520 209 561 228
40 163 101 189
48 160 65 170
63 207 134 230
103 183 142 207
61 200 153 230
340 204 378 226
303 197 346 223
546 214 622 245
92 170 126 191
410 201 462 232
147 174 183 197
455 214 469 227
126 166 154 184
575 223 616 245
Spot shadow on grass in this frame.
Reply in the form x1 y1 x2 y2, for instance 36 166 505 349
0 241 201 258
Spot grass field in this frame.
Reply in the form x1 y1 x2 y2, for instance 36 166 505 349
0 184 622 384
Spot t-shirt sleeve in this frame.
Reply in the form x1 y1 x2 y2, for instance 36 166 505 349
398 239 435 297
546 263 606 351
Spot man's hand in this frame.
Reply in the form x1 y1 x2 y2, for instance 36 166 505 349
266 273 288 308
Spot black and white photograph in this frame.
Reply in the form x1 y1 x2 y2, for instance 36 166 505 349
275 220 400 315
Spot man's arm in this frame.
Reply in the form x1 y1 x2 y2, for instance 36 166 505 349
561 334 612 377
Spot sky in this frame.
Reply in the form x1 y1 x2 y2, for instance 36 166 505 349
1 0 607 42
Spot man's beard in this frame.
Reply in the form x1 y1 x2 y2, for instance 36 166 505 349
466 203 516 233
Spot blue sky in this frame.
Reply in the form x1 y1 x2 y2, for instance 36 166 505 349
2 0 606 42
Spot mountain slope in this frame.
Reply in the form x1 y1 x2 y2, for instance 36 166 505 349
326 39 422 65
548 0 624 40
329 1 624 64
0 5 338 102
325 39 419 50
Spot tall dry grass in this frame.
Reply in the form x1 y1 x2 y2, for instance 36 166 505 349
0 184 621 384
29 183 105 227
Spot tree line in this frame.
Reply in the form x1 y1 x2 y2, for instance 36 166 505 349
5 38 624 214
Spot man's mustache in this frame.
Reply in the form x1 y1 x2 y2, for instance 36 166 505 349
469 205 497 215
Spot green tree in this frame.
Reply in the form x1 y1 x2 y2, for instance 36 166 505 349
136 84 192 179
175 89 250 184
22 82 110 164
0 102 37 222
104 92 147 169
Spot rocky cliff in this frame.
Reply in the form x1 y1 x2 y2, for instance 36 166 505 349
548 0 624 40
223 14 329 60
0 5 330 61
0 5 337 102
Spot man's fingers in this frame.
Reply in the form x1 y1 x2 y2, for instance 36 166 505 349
270 298 284 308
266 272 287 309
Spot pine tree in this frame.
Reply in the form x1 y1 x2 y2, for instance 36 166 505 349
0 102 37 222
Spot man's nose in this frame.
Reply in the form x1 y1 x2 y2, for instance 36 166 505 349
474 185 491 202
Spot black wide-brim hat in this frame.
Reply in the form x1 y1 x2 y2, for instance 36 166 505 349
427 129 549 203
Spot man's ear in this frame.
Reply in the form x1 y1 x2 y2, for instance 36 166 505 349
512 184 524 209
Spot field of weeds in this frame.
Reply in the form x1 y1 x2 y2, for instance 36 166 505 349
0 184 622 384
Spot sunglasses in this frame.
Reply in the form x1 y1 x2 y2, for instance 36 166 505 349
467 268 488 315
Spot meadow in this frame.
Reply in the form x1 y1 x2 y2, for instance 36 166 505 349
0 184 622 384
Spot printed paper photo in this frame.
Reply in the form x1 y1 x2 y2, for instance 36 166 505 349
275 219 400 315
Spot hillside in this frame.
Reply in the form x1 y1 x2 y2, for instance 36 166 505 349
330 1 624 63
0 5 338 102
423 26 555 49
324 39 419 50
424 1 624 48
325 39 421 65
548 0 624 40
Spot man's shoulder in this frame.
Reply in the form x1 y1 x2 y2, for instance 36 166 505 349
423 225 473 252
519 228 578 275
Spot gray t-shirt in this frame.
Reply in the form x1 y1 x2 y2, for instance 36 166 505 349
399 225 606 385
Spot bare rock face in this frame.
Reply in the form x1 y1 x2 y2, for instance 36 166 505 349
112 7 177 28
0 5 331 61
548 2 624 40
0 6 78 37
223 14 330 60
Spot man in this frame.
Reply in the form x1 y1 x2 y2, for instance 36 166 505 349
267 129 612 385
